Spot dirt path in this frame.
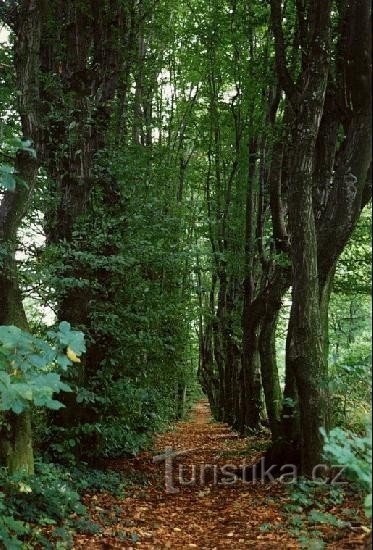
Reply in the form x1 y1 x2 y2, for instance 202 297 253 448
74 401 367 549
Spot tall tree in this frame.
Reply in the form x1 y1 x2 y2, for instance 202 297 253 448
269 0 371 472
0 0 41 473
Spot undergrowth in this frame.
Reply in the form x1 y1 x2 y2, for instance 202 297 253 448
0 461 127 549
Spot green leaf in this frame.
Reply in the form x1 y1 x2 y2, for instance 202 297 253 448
0 165 16 191
58 321 71 333
0 163 14 173
11 400 25 414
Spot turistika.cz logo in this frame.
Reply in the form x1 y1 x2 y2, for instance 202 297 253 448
153 447 347 494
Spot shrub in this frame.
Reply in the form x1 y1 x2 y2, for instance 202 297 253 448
0 461 126 548
321 424 372 517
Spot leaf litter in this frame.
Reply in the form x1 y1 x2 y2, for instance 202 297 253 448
74 401 370 549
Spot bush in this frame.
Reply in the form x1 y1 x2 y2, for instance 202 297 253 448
0 322 85 415
0 461 126 548
321 424 372 517
0 462 82 548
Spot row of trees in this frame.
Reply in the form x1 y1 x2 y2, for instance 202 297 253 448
194 0 371 473
0 0 371 479
0 0 199 473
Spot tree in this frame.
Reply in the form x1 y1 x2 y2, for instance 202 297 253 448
269 0 371 472
0 0 41 473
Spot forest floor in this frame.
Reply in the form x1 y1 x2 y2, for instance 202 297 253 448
74 401 369 549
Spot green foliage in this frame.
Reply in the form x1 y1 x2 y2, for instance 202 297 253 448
328 293 371 432
68 465 125 497
0 163 16 191
0 138 36 190
297 535 325 550
322 425 372 517
27 136 199 459
0 323 84 415
259 522 273 532
97 378 170 457
47 375 195 462
285 481 350 549
286 480 345 513
0 460 127 548
307 509 346 527
0 462 80 548
2 465 84 525
333 207 372 295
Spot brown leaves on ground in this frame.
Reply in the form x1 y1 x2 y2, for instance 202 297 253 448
74 401 370 549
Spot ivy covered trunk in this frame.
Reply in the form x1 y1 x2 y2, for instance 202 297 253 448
32 0 136 434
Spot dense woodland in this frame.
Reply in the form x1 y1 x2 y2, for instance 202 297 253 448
0 0 371 547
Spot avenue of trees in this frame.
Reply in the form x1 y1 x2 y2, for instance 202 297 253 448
0 0 371 542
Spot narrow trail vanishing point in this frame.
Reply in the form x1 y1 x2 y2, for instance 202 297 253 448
74 401 368 549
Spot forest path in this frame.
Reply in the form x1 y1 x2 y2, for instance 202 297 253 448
74 401 366 549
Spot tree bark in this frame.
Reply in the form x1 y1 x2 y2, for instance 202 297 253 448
259 269 289 440
0 0 41 474
271 0 332 474
240 140 262 432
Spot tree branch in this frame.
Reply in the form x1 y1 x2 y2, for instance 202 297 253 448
270 0 299 106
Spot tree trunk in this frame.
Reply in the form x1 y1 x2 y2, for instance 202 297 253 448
259 309 282 439
288 133 328 474
0 413 34 475
33 1 135 436
271 0 332 474
240 140 261 433
0 0 41 474
0 154 38 474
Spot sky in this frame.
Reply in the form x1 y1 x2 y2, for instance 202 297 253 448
0 24 10 43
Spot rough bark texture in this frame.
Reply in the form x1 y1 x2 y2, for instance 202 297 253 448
258 268 290 439
268 0 372 474
240 141 262 432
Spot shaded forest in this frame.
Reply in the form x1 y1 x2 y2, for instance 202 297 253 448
0 0 371 547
